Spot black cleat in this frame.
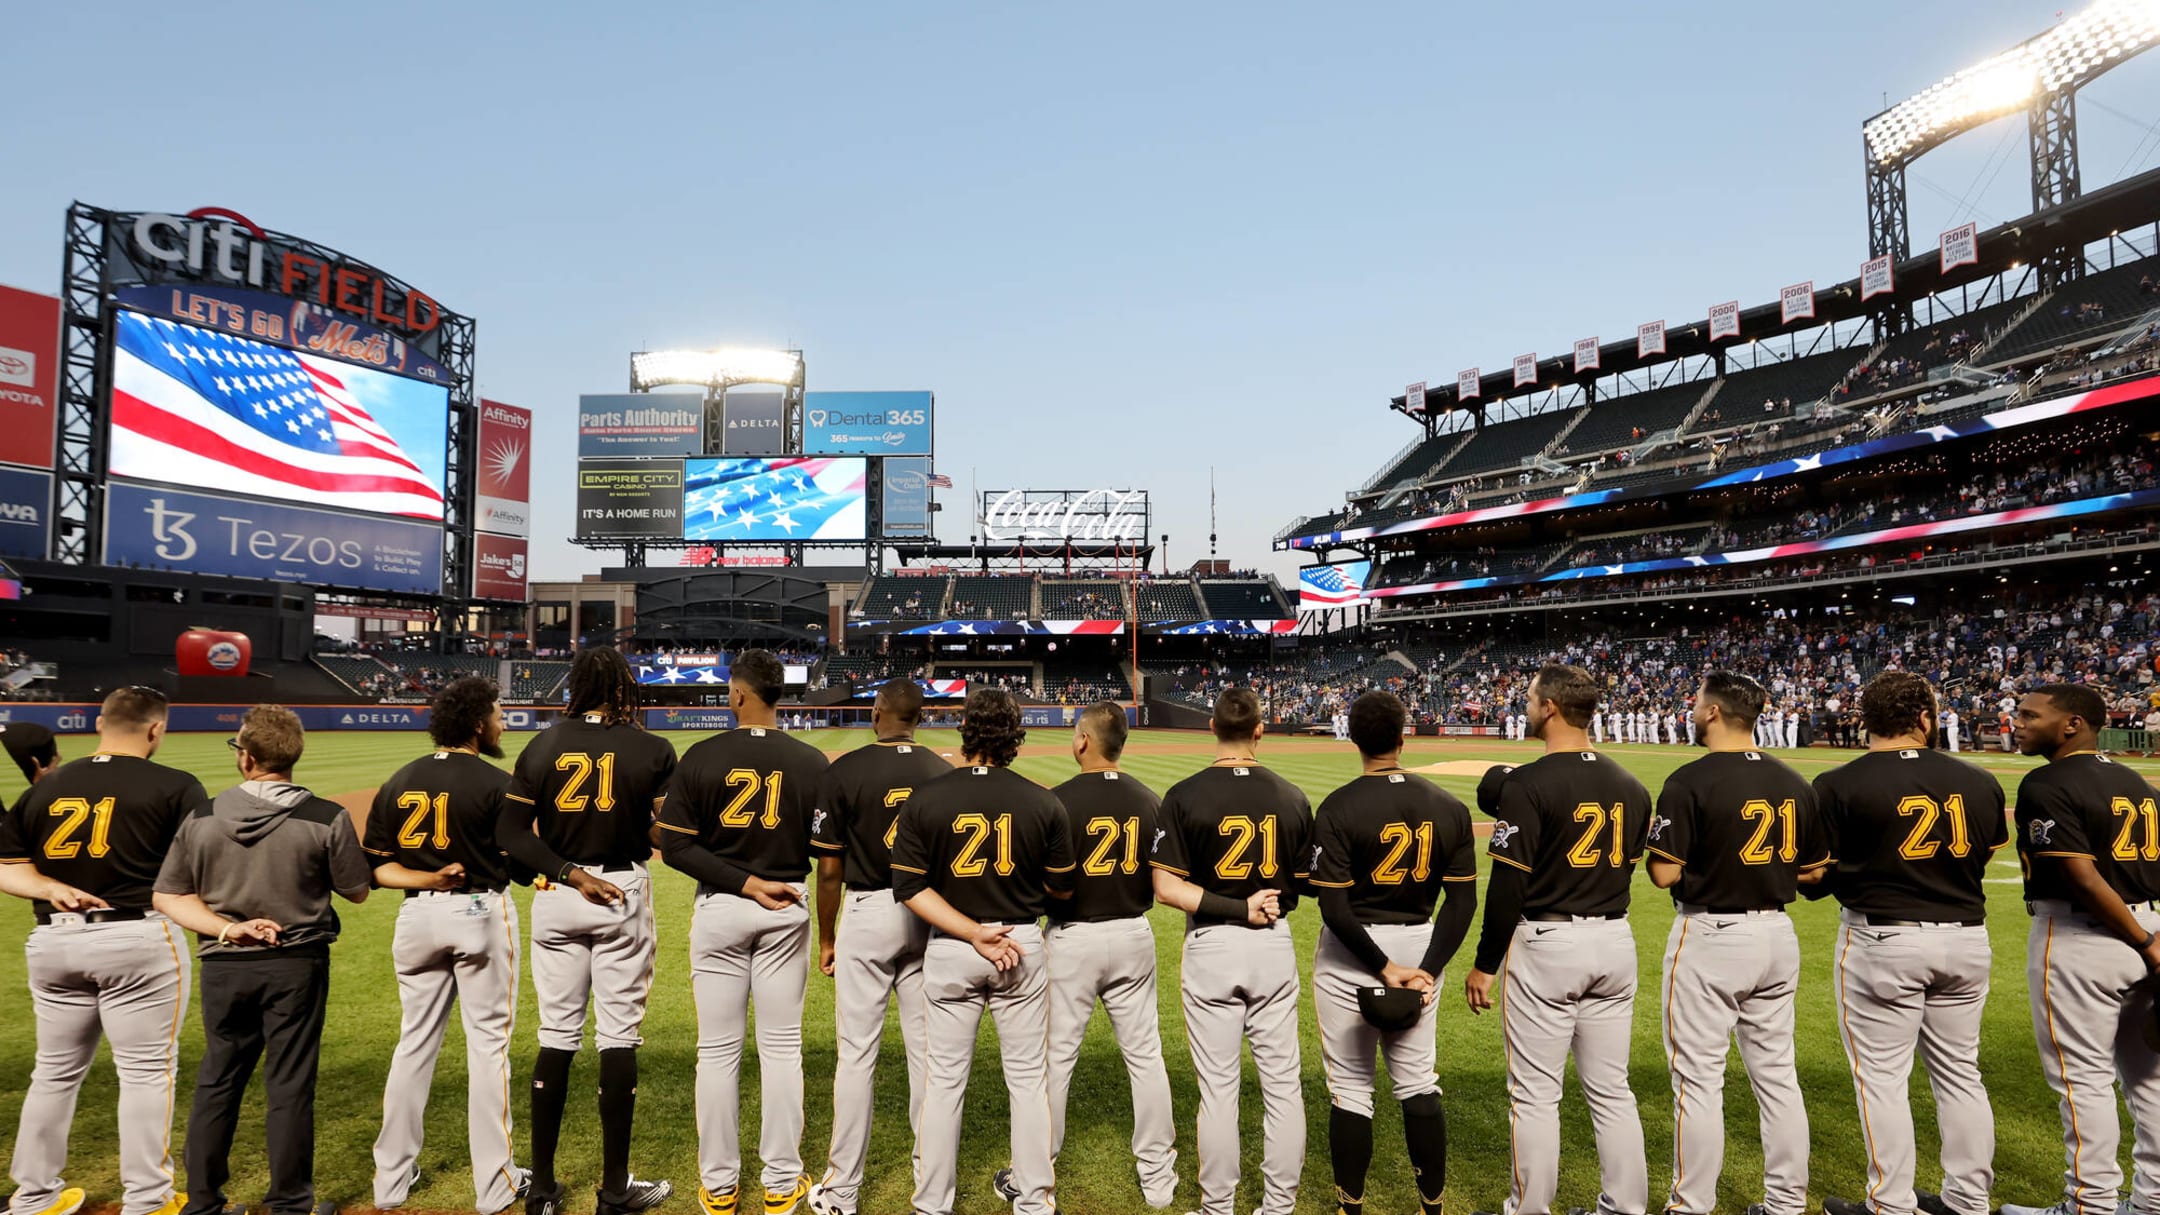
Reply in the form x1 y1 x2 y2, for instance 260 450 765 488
598 1176 674 1215
1823 1200 1872 1215
527 1181 567 1215
992 1169 1020 1203
1915 1196 1955 1215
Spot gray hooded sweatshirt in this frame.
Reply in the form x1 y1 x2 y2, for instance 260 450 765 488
154 779 372 958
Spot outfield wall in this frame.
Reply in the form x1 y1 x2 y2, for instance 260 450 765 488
0 702 1141 735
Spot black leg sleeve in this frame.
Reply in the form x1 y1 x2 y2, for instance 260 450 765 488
1402 1090 1448 1213
597 1046 639 1197
529 1046 576 1188
1328 1105 1374 1215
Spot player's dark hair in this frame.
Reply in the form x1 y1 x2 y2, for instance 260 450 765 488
430 676 500 749
100 684 169 731
1212 686 1263 742
237 704 305 774
1698 670 1766 727
1348 691 1407 759
1860 670 1935 738
564 647 640 724
1530 664 1598 728
731 648 786 708
960 687 1027 767
1078 700 1128 761
2037 682 2109 732
874 678 925 728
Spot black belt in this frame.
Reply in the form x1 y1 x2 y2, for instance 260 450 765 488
407 886 507 899
1863 914 1984 928
1525 911 1625 923
599 864 640 875
35 907 146 926
1682 904 1784 916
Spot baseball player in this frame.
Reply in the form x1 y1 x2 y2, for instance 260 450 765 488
889 688 1075 1215
990 701 1178 1207
1464 664 1651 1215
805 682 951 1215
1682 706 1697 747
1151 685 1314 1215
1591 709 1605 745
1309 691 1476 1215
0 689 205 1215
1811 671 2005 1215
1643 672 1828 1215
657 650 831 1215
2004 684 2160 1215
1941 706 1961 753
498 647 678 1215
364 677 531 1214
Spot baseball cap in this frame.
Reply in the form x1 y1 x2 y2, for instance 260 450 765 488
0 722 58 785
1356 985 1425 1032
1475 763 1517 817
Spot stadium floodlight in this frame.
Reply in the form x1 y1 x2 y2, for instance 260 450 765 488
630 347 804 390
1863 0 2160 166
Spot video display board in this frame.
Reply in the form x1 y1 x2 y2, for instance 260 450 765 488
108 310 449 521
104 480 443 595
881 457 933 538
683 457 866 542
577 459 686 539
1299 560 1370 611
802 391 932 455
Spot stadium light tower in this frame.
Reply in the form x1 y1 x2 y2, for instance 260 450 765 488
628 346 808 460
1862 0 2160 306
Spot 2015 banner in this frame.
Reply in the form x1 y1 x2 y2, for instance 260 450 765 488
1861 255 1895 301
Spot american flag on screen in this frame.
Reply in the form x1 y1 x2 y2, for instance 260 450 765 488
683 458 866 541
109 314 445 519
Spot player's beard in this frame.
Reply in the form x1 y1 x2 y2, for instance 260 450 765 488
481 734 506 759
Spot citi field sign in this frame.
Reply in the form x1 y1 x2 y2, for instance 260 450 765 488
980 489 1150 544
110 207 444 340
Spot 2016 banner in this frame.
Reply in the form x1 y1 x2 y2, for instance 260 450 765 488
1941 222 1979 273
104 480 444 595
0 284 63 472
477 398 531 537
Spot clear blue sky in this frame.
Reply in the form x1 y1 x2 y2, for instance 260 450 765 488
8 1 2159 585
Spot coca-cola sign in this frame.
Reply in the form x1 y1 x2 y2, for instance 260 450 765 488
980 489 1150 544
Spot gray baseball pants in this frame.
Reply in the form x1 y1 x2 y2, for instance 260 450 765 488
372 890 525 1214
818 889 929 1212
1183 919 1304 1215
1832 908 1994 1215
1499 916 1647 1215
914 925 1055 1215
691 886 811 1196
2027 900 2160 1215
1045 916 1178 1206
1660 909 1806 1215
1313 923 1442 1118
9 914 190 1215
530 863 656 1052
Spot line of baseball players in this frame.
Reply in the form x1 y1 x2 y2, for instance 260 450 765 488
4 649 2158 1215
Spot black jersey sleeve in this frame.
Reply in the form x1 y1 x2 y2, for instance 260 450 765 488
888 792 932 904
1043 802 1076 897
1149 786 1192 877
1309 800 1354 890
1647 774 1695 867
498 744 571 879
810 766 846 854
1794 784 1832 870
2018 773 2092 860
363 783 398 861
656 759 755 893
1487 778 1543 873
0 789 29 861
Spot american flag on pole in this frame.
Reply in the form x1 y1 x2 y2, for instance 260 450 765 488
926 472 953 489
109 312 446 519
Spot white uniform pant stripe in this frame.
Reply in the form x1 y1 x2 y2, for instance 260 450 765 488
692 888 811 1195
1045 916 1178 1206
1181 920 1303 1215
914 927 1055 1215
9 916 190 1215
2028 906 2160 1215
819 889 929 1210
371 891 524 1214
1660 911 1806 1215
1499 917 1646 1215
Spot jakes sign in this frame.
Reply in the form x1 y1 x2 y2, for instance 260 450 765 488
103 207 445 347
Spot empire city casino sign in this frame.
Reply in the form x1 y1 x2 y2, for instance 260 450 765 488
106 206 446 347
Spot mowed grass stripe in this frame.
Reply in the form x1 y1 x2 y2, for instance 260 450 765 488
0 729 2147 1215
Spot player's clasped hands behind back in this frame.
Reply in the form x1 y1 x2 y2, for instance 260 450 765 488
9 663 2160 1215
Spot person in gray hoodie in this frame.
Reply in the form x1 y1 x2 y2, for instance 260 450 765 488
153 705 372 1215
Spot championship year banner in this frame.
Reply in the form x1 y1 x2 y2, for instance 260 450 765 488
0 283 62 472
577 458 685 538
103 480 444 595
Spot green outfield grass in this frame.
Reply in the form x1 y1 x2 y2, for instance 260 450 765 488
3 729 2158 1215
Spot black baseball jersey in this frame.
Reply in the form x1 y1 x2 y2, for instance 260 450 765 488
1646 750 1828 910
1486 750 1653 918
503 714 677 869
1309 771 1477 924
1050 769 1162 923
811 739 954 890
1813 748 2007 921
0 753 209 916
658 727 830 883
363 751 518 891
890 764 1074 923
1151 763 1315 926
2017 752 2160 904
